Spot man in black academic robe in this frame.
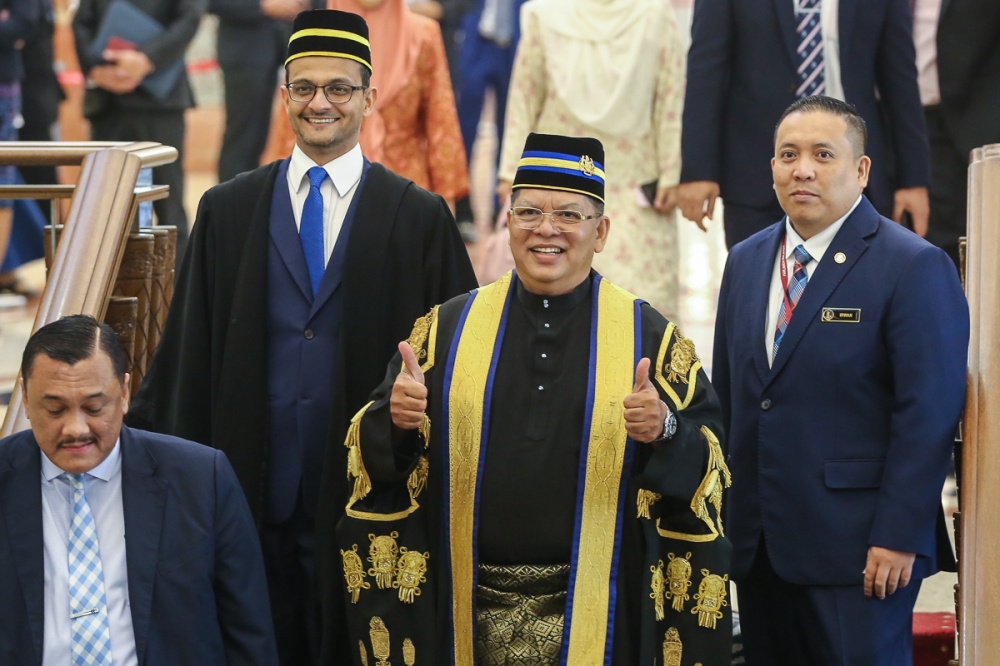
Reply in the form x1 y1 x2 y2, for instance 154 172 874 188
327 134 732 665
128 10 478 665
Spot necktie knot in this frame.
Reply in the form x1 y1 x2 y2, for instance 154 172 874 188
307 166 327 190
793 244 812 266
68 473 85 492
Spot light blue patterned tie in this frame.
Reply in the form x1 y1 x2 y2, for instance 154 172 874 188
67 474 114 666
773 244 812 359
795 0 826 97
301 166 327 297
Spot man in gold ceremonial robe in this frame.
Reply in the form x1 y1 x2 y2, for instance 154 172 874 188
322 133 733 666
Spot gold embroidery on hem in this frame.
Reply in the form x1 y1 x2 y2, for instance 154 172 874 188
650 560 666 621
368 532 400 589
341 544 370 603
691 570 729 629
663 627 683 666
637 488 662 519
393 548 429 603
359 640 369 666
655 519 719 543
369 617 391 666
403 638 415 665
665 552 693 613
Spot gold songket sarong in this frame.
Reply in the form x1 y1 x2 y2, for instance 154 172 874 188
475 563 571 666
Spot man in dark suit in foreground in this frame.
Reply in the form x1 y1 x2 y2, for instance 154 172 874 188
713 96 968 665
0 315 278 665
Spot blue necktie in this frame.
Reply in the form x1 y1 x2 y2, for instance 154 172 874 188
301 166 327 296
773 244 812 359
67 474 114 666
795 0 826 97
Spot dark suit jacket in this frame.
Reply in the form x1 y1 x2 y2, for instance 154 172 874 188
0 0 38 83
937 0 1000 155
681 0 930 214
71 0 207 115
0 425 278 665
712 197 968 585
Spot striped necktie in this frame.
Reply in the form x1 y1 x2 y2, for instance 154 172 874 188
795 0 826 97
301 166 328 297
773 244 813 359
67 474 114 666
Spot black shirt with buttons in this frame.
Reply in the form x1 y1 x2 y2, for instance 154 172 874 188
477 274 593 565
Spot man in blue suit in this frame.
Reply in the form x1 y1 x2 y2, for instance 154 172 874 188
0 315 277 665
679 0 932 249
713 97 967 665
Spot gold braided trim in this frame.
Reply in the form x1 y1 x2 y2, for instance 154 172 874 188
654 323 701 411
284 51 373 70
289 28 372 47
510 183 606 204
346 401 375 505
689 426 731 536
407 306 440 374
637 488 662 519
655 519 719 543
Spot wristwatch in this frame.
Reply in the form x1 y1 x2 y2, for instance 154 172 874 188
655 405 678 442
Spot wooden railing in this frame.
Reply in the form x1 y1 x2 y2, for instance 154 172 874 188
958 143 1000 664
0 141 178 438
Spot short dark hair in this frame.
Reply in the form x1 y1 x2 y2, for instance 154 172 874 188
284 60 371 88
774 95 868 157
22 315 127 386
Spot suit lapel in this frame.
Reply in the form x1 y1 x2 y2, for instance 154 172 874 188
0 434 44 663
269 158 313 303
772 0 801 72
752 225 786 382
766 199 879 384
120 427 168 665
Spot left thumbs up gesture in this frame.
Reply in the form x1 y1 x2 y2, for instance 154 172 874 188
624 357 669 443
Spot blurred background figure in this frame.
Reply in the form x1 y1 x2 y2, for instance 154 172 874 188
496 0 685 320
265 0 469 208
679 0 931 250
72 0 207 259
0 0 36 307
915 0 1000 271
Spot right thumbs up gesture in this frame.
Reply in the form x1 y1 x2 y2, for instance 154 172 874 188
390 341 428 430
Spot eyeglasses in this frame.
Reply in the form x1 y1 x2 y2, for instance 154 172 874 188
510 206 601 232
285 82 367 104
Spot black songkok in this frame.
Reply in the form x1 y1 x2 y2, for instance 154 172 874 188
285 10 372 72
512 133 606 203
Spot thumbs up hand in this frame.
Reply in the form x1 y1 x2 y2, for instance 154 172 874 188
624 357 669 443
390 341 428 430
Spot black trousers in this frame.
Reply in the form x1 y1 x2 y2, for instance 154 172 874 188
924 104 967 273
88 106 189 259
260 489 320 666
218 63 281 183
737 542 920 666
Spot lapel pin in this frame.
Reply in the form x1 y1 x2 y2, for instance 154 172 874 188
834 252 846 264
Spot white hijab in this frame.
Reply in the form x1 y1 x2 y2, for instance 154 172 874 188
525 0 673 138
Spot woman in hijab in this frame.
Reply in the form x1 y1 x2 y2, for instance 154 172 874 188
497 0 685 319
265 0 470 206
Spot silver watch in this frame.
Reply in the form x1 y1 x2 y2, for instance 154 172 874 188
656 407 677 441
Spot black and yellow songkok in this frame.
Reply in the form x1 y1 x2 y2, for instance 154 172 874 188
285 9 372 72
512 132 606 203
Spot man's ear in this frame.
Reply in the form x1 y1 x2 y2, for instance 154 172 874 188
594 216 611 253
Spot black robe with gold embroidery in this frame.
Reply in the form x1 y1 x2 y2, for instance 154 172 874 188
328 272 733 666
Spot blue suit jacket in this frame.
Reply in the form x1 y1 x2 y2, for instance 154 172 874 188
712 197 968 585
0 425 278 665
681 0 930 213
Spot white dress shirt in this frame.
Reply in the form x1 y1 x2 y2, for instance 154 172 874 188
286 142 364 266
41 439 138 666
913 0 942 106
765 195 862 364
793 0 845 101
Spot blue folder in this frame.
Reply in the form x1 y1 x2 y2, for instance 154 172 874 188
85 0 185 101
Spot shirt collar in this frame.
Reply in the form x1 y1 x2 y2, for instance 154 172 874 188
41 437 122 482
515 270 593 312
288 143 364 199
783 194 862 263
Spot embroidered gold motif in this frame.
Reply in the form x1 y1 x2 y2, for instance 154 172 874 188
667 329 698 384
402 638 416 665
345 401 375 505
662 627 683 666
637 489 662 519
580 155 595 176
407 456 429 500
650 560 666 621
691 570 729 629
691 426 731 536
341 544 370 603
665 552 693 612
654 323 701 411
393 548 429 603
359 640 369 666
368 532 400 589
369 617 391 666
406 306 439 373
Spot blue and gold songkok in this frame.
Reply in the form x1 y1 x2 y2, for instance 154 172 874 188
513 133 606 203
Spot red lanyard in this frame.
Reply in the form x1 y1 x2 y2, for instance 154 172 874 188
779 235 794 316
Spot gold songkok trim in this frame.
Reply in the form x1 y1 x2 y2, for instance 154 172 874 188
285 51 373 70
289 27 372 47
516 156 607 182
510 183 606 204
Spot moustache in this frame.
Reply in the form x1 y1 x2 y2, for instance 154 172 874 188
58 436 98 448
